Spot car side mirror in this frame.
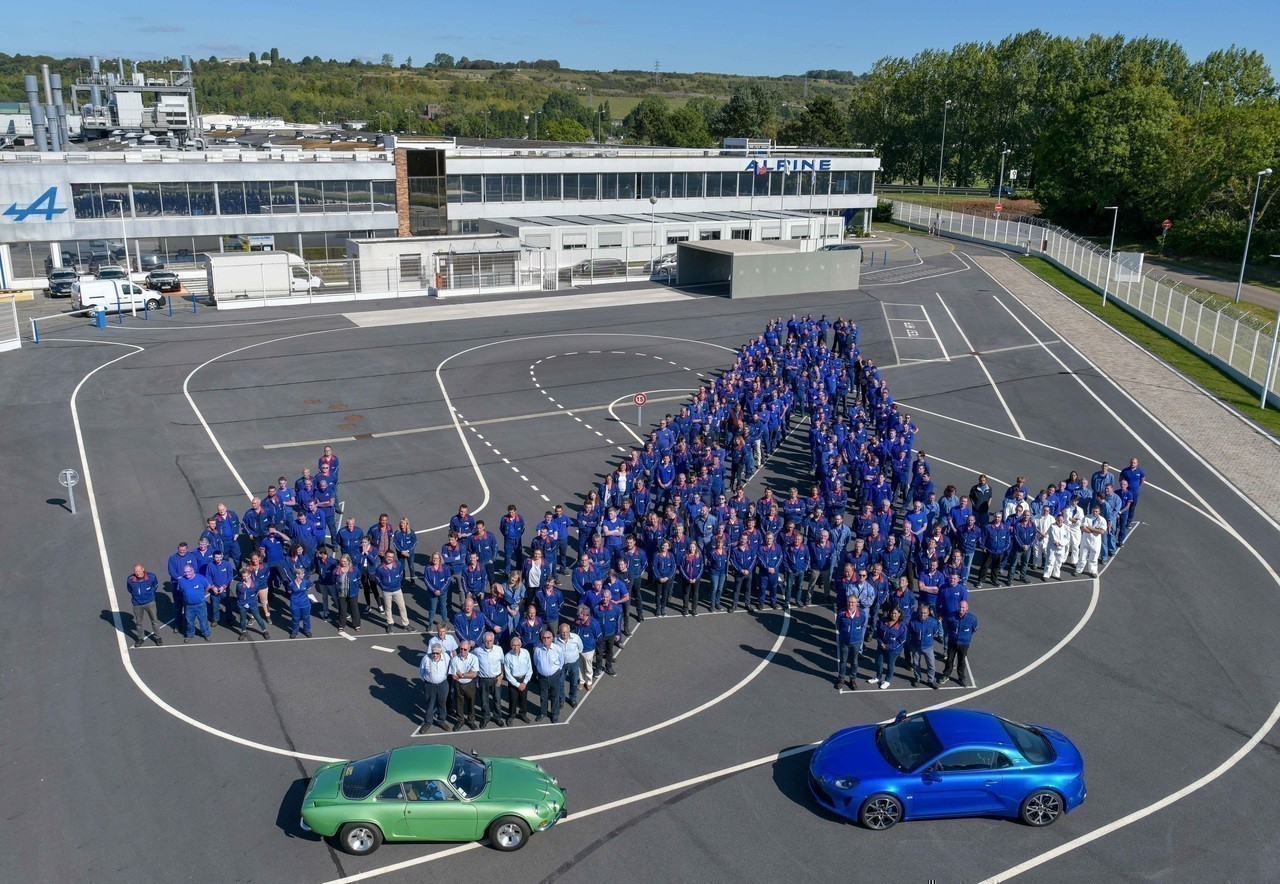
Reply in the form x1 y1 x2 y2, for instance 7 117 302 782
894 709 907 724
922 765 940 781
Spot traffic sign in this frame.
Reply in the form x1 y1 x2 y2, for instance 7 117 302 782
633 392 648 407
59 468 80 515
1009 169 1018 180
994 202 1003 213
1162 219 1172 231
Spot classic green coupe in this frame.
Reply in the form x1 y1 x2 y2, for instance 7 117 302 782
300 745 567 855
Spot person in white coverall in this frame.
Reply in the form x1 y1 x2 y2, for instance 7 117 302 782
1034 509 1055 572
1078 505 1108 577
1062 495 1085 570
1044 513 1072 580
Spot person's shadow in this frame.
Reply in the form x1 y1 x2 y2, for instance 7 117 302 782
369 667 420 723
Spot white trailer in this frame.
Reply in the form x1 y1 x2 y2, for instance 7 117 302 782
204 251 323 302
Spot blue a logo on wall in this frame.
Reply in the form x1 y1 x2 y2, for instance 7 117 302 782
744 159 832 173
4 186 66 222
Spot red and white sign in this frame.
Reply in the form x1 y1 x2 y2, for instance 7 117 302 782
1162 219 1172 231
994 202 1003 213
633 392 648 407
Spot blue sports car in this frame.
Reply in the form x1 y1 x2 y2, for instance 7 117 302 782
809 709 1086 830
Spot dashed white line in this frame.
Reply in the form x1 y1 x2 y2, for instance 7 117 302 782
370 645 394 653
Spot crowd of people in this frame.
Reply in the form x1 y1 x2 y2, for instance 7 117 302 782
124 313 1148 729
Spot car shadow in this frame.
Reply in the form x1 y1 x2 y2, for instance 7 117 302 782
276 776 324 841
771 745 848 823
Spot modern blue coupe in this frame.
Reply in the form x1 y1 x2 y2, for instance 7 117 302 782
808 709 1086 830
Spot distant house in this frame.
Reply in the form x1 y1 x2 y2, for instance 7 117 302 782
422 104 442 120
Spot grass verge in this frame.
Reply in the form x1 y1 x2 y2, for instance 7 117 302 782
1015 257 1280 438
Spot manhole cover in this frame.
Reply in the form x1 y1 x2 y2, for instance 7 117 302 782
344 414 363 422
328 403 348 410
304 398 321 405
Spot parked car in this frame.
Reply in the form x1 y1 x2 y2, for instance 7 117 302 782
46 269 80 297
300 746 566 856
560 257 627 280
808 709 1085 831
644 253 677 275
989 185 1014 198
171 248 195 263
137 253 165 272
95 265 130 282
44 251 79 273
145 270 182 293
819 243 861 251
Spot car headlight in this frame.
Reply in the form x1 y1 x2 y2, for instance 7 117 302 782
832 777 859 791
536 804 550 818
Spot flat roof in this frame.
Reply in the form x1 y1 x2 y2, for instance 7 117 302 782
482 209 833 230
679 240 798 256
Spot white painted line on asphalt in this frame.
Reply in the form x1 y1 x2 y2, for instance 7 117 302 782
339 631 357 641
370 645 395 653
540 494 550 502
935 291 1025 439
345 290 694 329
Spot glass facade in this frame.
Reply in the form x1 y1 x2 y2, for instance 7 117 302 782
71 180 394 219
443 170 874 204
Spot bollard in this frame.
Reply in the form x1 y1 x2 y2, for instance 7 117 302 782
143 298 149 320
192 294 198 314
116 293 124 324
94 309 107 330
30 317 39 343
168 295 174 317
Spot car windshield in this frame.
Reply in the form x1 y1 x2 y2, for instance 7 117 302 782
1000 719 1057 765
876 715 943 772
341 752 390 800
449 751 488 799
51 271 77 280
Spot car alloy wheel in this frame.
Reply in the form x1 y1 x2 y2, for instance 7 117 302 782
1021 790 1063 827
860 795 902 830
341 824 381 855
488 815 531 851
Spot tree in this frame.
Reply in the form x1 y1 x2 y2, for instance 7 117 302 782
712 83 779 139
248 51 257 65
777 94 850 146
433 53 456 69
544 117 591 142
666 104 711 148
624 96 672 145
540 91 593 128
269 47 280 65
381 53 394 67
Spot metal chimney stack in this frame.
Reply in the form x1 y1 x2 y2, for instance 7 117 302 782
41 64 62 151
90 55 102 109
51 73 71 148
24 74 49 151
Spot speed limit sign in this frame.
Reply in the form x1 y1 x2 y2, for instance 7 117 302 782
633 392 648 407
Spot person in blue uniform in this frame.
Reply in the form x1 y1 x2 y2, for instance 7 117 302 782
728 536 757 614
1120 458 1146 522
835 597 867 689
126 564 162 647
499 505 526 575
393 518 418 584
869 608 908 689
942 600 978 685
906 604 941 688
755 533 783 610
285 566 313 639
650 541 676 616
678 542 705 617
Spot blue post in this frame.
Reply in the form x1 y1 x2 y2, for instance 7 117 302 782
192 293 198 314
32 318 39 343
167 295 174 317
116 293 124 324
143 298 149 320
95 309 106 330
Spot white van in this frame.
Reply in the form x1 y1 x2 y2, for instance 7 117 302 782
72 279 167 313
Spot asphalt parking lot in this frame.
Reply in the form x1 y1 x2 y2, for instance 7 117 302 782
3 236 1278 883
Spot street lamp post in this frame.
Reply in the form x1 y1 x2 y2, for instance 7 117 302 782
1264 252 1280 410
107 197 134 315
1235 168 1271 304
997 143 1011 203
937 98 952 195
1102 205 1119 308
649 195 658 264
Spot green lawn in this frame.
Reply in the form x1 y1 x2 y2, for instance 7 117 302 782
1015 257 1280 436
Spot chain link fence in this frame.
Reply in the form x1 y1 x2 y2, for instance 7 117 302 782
892 200 1280 406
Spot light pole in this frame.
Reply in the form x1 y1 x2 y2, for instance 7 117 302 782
533 111 541 141
483 109 489 139
1235 167 1272 303
649 195 658 264
523 114 529 139
937 98 952 195
997 143 1011 202
107 197 134 315
1102 205 1119 307
1198 79 1210 111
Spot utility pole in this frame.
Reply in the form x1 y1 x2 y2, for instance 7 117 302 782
937 99 952 195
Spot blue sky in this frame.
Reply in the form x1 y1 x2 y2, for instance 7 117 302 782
12 0 1278 75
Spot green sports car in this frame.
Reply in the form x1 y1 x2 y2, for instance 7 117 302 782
300 745 567 855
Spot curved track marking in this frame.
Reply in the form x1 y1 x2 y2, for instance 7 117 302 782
605 388 697 445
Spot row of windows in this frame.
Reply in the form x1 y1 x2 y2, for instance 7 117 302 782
444 170 874 204
72 180 397 220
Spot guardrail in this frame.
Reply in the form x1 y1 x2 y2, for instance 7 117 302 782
892 199 1280 408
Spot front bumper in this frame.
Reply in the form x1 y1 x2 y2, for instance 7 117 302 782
808 771 858 820
537 806 568 832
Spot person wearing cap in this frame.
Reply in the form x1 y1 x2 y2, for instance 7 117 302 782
126 564 162 647
285 566 313 639
533 629 564 723
374 551 411 632
473 632 505 728
502 635 532 724
202 548 235 629
166 541 197 635
448 641 480 730
555 621 585 707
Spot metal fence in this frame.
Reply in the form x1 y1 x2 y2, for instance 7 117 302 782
892 200 1280 407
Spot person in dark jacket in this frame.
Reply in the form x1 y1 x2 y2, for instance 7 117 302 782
834 597 867 689
869 608 908 689
126 563 162 647
906 604 940 688
942 600 978 685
